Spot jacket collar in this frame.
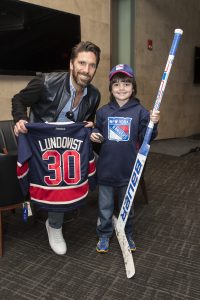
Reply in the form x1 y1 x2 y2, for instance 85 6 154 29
65 72 71 93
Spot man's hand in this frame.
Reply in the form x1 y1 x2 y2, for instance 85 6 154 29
14 120 28 136
83 121 94 128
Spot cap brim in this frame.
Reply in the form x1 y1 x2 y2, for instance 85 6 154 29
109 71 134 80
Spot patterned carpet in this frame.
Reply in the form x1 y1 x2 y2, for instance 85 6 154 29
150 135 200 156
0 152 200 300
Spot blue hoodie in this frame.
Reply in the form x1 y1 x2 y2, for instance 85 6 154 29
93 98 158 187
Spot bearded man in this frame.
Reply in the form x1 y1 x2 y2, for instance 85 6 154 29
12 41 101 255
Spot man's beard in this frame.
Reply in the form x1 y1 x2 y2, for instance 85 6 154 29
72 70 93 88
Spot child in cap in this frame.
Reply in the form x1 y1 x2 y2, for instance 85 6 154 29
91 64 160 253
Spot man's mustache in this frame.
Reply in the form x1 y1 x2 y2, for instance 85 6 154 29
78 72 91 79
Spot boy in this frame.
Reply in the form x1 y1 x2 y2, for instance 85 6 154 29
91 64 160 252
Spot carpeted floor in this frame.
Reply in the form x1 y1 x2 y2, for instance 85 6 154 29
0 152 200 300
150 135 200 157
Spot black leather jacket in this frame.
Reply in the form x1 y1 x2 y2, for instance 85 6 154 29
12 72 101 123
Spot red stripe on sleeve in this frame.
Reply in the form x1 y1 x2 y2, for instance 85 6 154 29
17 161 29 178
88 159 96 176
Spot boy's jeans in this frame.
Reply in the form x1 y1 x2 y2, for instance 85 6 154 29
96 185 134 238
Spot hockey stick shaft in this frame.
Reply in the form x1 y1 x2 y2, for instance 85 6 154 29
116 29 183 232
113 29 183 279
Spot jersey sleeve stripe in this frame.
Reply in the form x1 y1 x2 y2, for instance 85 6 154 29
88 158 96 176
17 161 29 178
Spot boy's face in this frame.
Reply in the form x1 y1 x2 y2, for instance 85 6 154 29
70 51 97 89
111 80 133 103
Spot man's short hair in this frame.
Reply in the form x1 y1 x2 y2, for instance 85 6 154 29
71 41 101 67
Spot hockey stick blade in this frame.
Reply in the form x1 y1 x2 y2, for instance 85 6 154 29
112 215 135 278
113 28 183 278
112 148 148 279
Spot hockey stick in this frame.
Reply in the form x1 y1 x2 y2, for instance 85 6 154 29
113 29 183 279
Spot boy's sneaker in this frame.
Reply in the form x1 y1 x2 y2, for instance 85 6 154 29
127 236 136 252
96 237 109 253
46 219 67 255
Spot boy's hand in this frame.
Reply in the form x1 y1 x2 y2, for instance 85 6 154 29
150 110 160 124
90 132 104 143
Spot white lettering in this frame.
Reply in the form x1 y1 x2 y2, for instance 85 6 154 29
38 137 83 152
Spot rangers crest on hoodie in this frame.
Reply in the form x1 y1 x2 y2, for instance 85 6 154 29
108 117 132 141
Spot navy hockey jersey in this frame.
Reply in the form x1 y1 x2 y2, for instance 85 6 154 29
17 122 96 211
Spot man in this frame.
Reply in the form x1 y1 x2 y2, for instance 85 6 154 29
12 41 101 255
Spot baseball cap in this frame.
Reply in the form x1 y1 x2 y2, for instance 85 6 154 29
109 64 134 80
